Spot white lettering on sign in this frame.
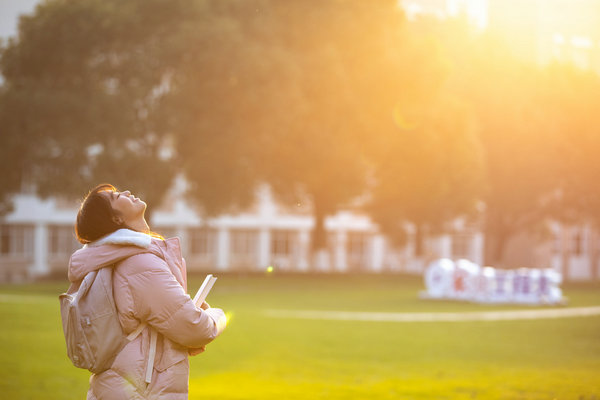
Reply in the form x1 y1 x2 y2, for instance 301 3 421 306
422 259 564 305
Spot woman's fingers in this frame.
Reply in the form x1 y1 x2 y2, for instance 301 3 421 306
188 346 206 356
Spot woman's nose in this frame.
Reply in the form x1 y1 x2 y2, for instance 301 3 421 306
122 190 131 196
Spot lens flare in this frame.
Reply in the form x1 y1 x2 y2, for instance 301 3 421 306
224 311 234 326
392 104 418 131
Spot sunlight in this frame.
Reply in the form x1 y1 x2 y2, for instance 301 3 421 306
400 1 600 72
486 0 600 69
392 104 418 132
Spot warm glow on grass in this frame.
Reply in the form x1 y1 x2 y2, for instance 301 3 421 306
1 277 599 399
186 275 600 399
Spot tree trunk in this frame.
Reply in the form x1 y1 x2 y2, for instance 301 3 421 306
414 223 425 258
311 197 332 271
493 233 507 267
593 253 599 282
560 226 570 281
312 201 327 253
590 229 599 282
484 217 509 267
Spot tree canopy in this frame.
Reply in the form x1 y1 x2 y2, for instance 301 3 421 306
1 0 452 255
0 0 199 214
2 0 600 268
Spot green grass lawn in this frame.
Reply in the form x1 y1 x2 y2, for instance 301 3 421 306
1 273 599 399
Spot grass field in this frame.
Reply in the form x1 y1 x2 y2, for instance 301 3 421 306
1 273 599 399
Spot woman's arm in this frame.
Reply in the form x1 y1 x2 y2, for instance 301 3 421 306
117 254 227 348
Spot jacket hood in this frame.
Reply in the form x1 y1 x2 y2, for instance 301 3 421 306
68 229 155 282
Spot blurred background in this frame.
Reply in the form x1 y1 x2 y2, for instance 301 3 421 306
2 0 600 282
1 1 600 399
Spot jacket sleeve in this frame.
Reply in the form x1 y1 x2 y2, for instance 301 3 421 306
117 253 226 348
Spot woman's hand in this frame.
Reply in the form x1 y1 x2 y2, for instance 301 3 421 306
188 346 206 356
188 302 211 355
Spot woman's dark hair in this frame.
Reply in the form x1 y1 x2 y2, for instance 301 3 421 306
75 183 163 244
75 183 126 244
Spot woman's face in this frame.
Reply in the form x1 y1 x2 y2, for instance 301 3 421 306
102 189 147 225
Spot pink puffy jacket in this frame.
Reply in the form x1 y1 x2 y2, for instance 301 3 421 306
68 232 225 399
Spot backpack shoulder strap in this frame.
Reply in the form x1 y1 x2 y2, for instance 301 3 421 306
119 245 166 383
127 321 147 341
126 321 156 384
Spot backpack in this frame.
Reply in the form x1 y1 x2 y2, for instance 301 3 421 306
59 250 161 379
59 265 130 374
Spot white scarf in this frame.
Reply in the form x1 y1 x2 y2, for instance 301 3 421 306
87 228 152 249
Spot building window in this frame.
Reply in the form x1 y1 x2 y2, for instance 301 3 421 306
0 225 34 258
0 227 8 255
552 231 561 253
230 229 258 268
272 230 294 257
348 232 369 267
189 228 215 256
326 232 337 255
271 230 299 270
571 231 583 256
48 225 81 257
230 230 258 257
452 233 472 259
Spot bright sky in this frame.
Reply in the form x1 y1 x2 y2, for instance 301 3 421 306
0 0 597 72
0 0 39 40
401 0 488 30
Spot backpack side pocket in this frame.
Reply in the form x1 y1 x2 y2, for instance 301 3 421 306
59 293 94 370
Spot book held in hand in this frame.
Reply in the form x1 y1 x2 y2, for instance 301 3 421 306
193 274 217 308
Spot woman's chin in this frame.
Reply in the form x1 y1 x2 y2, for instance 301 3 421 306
138 200 148 212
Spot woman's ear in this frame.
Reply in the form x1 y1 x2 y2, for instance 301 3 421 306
112 215 124 226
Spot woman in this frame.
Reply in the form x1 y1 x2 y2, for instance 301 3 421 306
69 183 226 399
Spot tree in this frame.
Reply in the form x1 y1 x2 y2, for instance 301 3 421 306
363 16 484 258
543 64 600 279
162 0 282 215
251 0 448 258
167 0 448 263
368 94 485 257
1 0 482 272
387 17 568 266
543 64 600 223
446 32 564 266
0 0 201 215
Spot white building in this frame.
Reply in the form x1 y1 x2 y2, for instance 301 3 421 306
2 185 597 282
0 186 486 282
